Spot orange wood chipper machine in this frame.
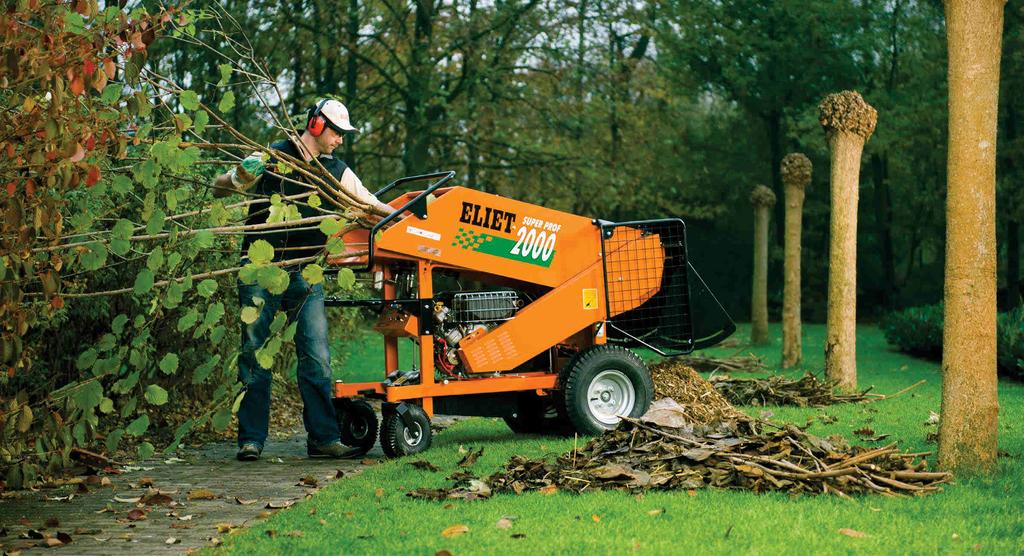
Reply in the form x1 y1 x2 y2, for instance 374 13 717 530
326 172 734 457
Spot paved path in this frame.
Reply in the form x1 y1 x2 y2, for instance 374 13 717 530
0 434 381 554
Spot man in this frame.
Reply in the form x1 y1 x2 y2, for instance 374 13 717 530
213 98 394 461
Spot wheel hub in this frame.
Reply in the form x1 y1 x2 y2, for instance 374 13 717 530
403 422 423 446
587 369 636 426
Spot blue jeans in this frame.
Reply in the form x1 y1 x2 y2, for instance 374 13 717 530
236 271 339 448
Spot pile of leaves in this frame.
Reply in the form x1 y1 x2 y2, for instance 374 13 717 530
410 402 950 500
708 373 876 407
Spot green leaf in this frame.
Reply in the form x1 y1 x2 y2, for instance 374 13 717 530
146 246 164 272
133 269 155 296
144 384 169 406
112 314 129 335
164 190 178 212
241 306 260 324
110 174 132 194
158 353 179 375
167 419 194 450
211 408 232 431
269 311 287 334
179 90 200 111
193 355 220 385
337 268 356 290
197 279 218 298
146 209 166 235
238 262 260 285
106 428 124 453
76 348 98 371
217 63 233 86
138 442 155 460
63 10 86 34
247 240 274 265
210 325 226 345
308 194 322 208
110 238 131 257
218 91 236 112
318 218 343 236
193 109 209 135
231 391 246 414
203 302 225 329
100 82 123 104
177 308 199 332
326 236 346 255
302 264 324 285
99 397 114 414
125 414 150 437
81 241 109 269
164 281 184 309
282 322 297 342
193 229 215 249
71 381 104 411
257 265 289 295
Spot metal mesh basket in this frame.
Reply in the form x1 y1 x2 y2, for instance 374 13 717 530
599 219 694 356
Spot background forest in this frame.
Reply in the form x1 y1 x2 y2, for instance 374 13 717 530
1 0 1022 485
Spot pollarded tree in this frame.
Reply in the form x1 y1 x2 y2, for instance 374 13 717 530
939 0 1005 474
819 91 877 391
749 185 776 345
781 153 812 368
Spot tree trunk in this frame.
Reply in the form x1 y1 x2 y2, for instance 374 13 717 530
939 0 1004 474
750 186 776 345
782 154 811 368
820 91 877 393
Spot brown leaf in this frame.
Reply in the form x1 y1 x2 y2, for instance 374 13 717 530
441 524 469 538
838 528 867 538
187 488 218 501
374 487 384 498
435 551 452 556
297 475 319 488
495 517 514 529
165 537 180 545
647 508 665 516
125 509 146 521
591 514 601 523
409 460 441 472
215 523 236 534
538 484 558 496
40 537 64 547
235 497 258 505
44 517 59 528
457 447 484 467
56 532 72 544
113 495 141 503
265 500 295 509
853 427 875 437
141 491 175 506
285 530 304 538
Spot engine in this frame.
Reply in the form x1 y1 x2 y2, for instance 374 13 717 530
432 290 522 373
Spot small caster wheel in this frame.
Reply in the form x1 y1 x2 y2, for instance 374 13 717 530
334 398 378 455
380 402 432 458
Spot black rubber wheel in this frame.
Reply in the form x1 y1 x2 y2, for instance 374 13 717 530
380 403 432 458
504 393 570 435
558 345 653 436
334 398 378 454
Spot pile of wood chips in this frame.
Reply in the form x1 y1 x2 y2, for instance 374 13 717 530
649 360 750 425
708 372 876 407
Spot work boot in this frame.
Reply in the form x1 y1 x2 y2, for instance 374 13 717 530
307 440 362 459
236 442 262 461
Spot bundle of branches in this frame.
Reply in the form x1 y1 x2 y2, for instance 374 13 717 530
708 373 876 407
406 406 950 499
648 361 749 425
658 353 767 374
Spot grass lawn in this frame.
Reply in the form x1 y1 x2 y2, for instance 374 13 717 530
218 323 1024 555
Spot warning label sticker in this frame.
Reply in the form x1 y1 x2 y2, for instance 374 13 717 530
582 288 598 310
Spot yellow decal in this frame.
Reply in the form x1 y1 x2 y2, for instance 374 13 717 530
582 288 598 310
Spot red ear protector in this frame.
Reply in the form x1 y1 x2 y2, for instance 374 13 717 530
306 99 329 137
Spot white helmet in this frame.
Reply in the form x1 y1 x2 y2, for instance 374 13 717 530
307 98 359 135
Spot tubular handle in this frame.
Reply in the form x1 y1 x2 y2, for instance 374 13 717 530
359 170 456 272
